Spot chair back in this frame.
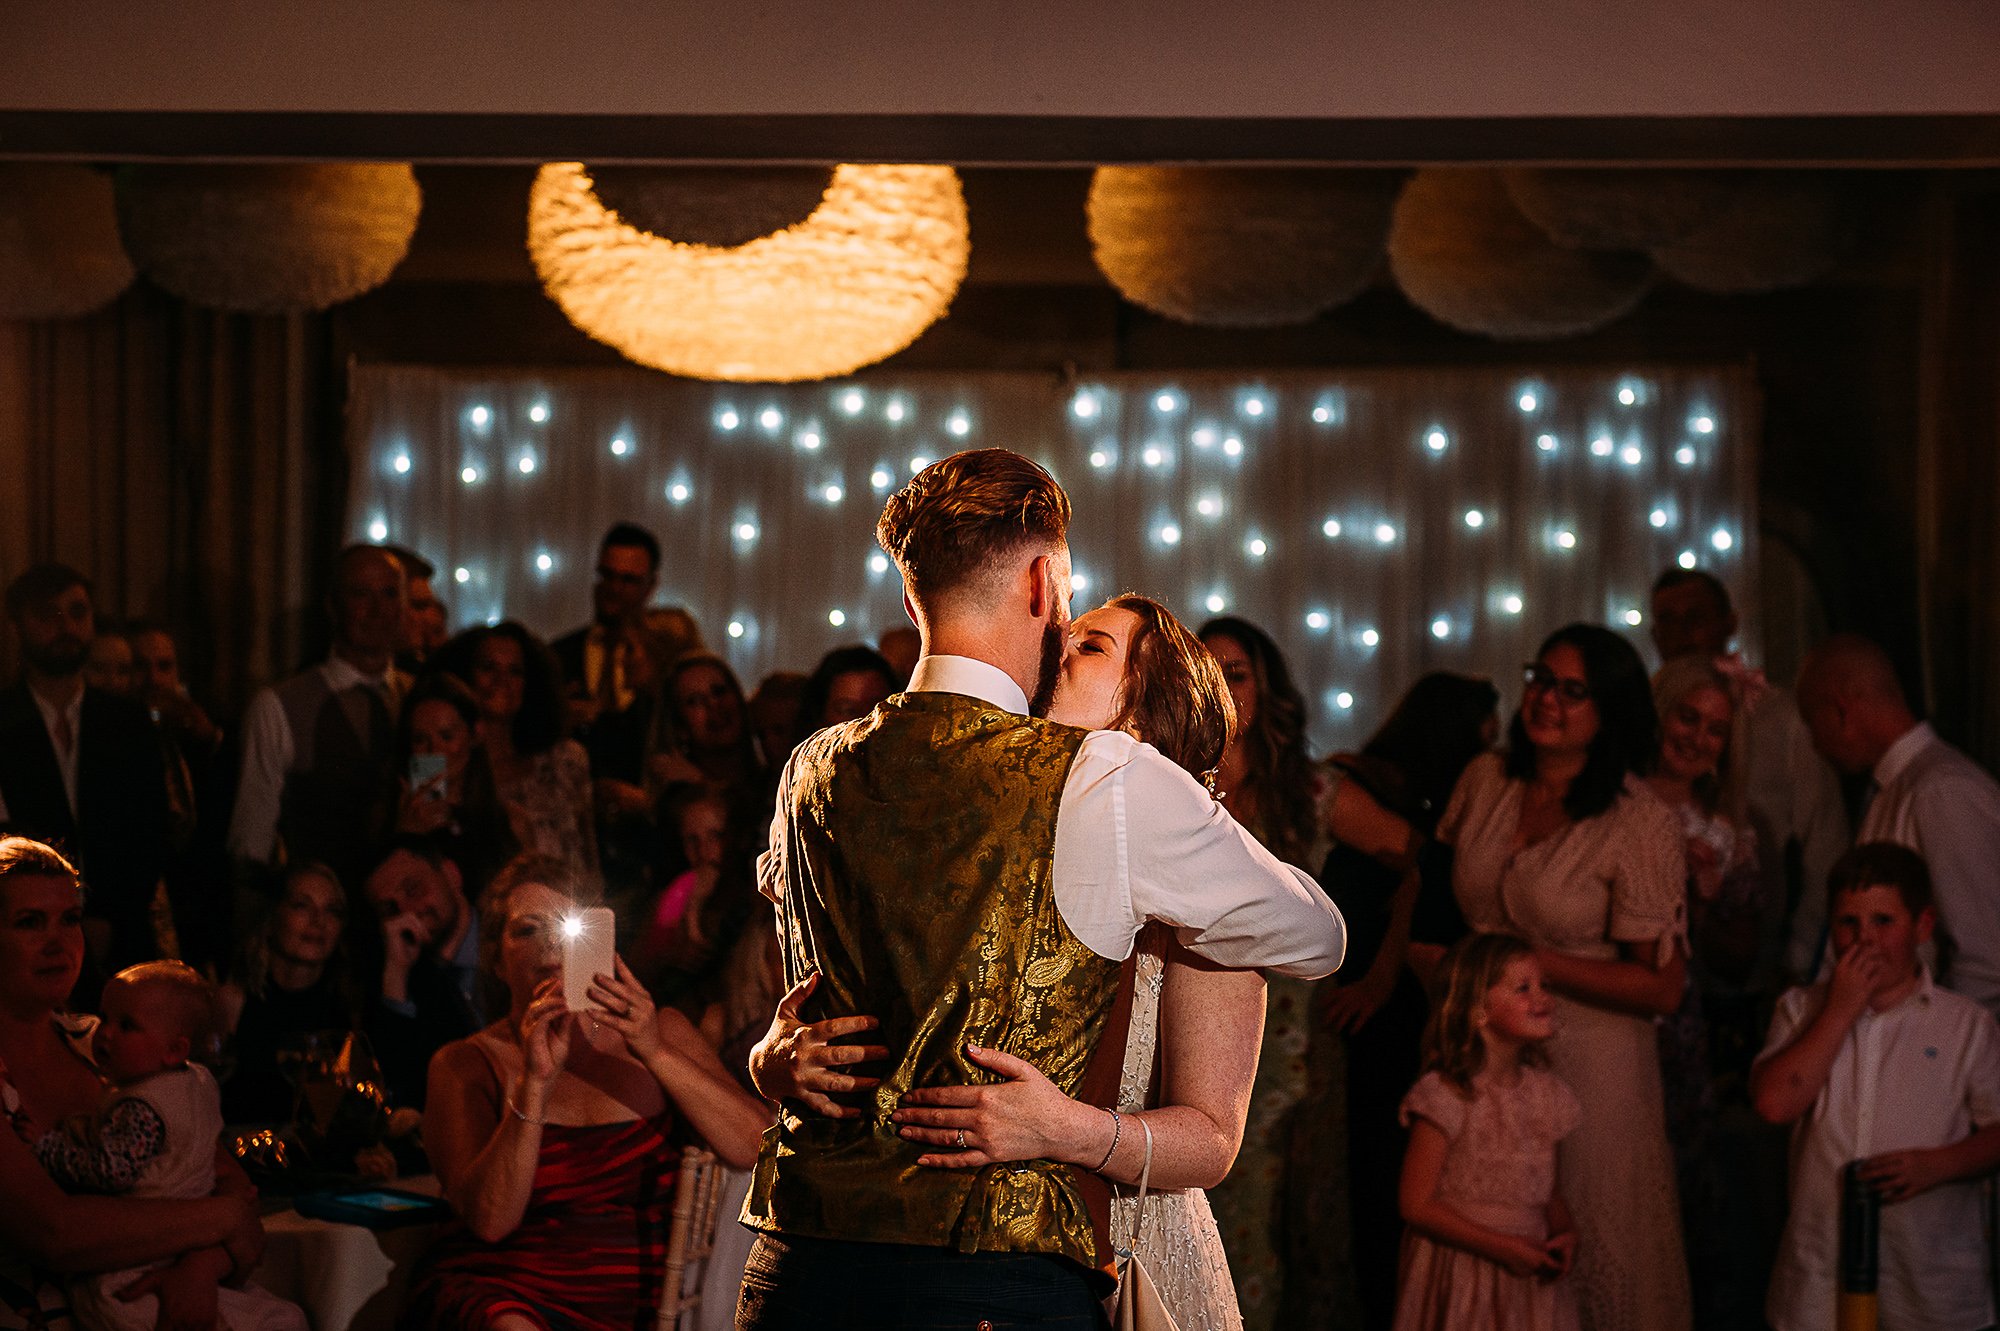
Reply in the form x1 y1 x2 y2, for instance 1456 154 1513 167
657 1146 724 1329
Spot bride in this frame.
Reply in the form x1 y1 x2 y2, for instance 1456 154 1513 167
752 593 1262 1331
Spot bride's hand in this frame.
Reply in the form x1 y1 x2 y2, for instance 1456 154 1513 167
892 1044 1100 1170
747 972 889 1119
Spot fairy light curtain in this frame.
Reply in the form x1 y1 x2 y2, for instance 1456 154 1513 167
347 364 1756 752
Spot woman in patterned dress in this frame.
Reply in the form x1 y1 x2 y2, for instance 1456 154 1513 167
1434 625 1692 1331
434 623 598 879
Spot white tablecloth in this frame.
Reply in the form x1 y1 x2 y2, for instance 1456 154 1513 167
257 1179 443 1331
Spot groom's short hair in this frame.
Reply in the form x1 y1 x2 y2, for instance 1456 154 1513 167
876 449 1070 605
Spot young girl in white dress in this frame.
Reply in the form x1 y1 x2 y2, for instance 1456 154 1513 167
1395 934 1581 1331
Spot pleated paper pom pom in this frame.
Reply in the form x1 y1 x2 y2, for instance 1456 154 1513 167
118 164 421 313
1389 169 1653 340
1087 167 1401 327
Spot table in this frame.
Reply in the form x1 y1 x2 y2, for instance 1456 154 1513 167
257 1179 444 1331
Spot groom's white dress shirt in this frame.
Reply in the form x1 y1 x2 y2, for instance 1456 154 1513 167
762 653 1345 980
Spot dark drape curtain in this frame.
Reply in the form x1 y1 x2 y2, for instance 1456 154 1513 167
0 284 346 715
1916 178 2000 769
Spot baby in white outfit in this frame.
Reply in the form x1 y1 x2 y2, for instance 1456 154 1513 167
38 961 305 1331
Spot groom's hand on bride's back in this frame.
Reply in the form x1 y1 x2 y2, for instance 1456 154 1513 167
749 972 891 1119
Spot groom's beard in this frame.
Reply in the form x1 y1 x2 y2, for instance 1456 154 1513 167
1028 618 1065 718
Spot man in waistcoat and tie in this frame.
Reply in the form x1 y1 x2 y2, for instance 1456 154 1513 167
228 544 410 894
737 449 1344 1328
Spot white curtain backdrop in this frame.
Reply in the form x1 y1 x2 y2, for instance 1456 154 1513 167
347 363 1757 753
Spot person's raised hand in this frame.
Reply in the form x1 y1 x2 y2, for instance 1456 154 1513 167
747 972 887 1119
587 956 662 1062
395 778 452 835
893 1043 1089 1170
379 912 431 1002
1827 942 1888 1018
519 977 576 1090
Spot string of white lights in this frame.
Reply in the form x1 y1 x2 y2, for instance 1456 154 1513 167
348 364 1755 751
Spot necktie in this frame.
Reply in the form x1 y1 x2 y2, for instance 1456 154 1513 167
597 632 624 714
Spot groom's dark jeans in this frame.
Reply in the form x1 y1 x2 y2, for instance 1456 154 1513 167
735 1232 1110 1330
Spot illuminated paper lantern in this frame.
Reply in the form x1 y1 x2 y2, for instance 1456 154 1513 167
528 163 968 383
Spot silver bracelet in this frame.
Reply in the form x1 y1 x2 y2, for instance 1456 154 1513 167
1095 1108 1122 1171
506 1094 546 1126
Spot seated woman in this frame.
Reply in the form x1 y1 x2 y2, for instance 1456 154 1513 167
404 852 771 1331
0 836 268 1330
219 862 358 1126
755 595 1266 1331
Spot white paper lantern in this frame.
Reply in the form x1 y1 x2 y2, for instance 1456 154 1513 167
0 164 134 320
1388 169 1654 340
118 164 421 313
1087 167 1401 327
528 163 968 383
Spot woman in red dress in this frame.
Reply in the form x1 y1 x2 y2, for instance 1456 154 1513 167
404 853 769 1331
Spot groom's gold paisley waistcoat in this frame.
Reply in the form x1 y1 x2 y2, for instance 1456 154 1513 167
742 691 1120 1269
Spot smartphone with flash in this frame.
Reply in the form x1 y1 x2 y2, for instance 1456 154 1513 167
560 906 617 1012
408 752 447 799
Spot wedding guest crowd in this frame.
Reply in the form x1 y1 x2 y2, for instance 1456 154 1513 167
10 508 2000 1331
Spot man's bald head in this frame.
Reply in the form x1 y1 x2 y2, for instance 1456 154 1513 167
1796 634 1918 774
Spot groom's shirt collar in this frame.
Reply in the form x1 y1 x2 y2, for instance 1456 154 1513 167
907 654 1029 717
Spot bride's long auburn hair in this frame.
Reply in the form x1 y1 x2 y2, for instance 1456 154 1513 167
1102 594 1236 784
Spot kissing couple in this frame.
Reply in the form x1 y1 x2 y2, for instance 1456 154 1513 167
737 448 1345 1331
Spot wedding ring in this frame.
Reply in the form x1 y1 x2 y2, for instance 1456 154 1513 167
955 1129 968 1150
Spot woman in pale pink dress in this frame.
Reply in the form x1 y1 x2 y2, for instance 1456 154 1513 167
1396 932 1580 1331
1435 624 1690 1331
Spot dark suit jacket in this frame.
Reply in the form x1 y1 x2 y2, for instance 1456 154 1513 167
365 954 482 1110
553 624 652 787
0 682 171 966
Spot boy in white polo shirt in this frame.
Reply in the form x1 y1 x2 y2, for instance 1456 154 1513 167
1752 842 2000 1331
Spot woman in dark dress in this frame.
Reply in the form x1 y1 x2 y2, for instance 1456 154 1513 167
219 862 358 1125
1313 672 1499 1328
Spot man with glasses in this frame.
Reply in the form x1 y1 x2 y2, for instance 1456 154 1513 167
554 523 662 812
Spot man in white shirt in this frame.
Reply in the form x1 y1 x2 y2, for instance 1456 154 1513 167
1798 633 2000 1010
227 545 409 891
739 449 1342 1330
1752 843 2000 1331
1649 567 1850 982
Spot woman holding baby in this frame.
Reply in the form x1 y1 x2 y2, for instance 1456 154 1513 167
0 836 272 1330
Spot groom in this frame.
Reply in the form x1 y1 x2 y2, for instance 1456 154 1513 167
738 449 1343 1328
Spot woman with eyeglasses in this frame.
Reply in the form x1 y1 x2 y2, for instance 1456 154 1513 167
1432 624 1691 1331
